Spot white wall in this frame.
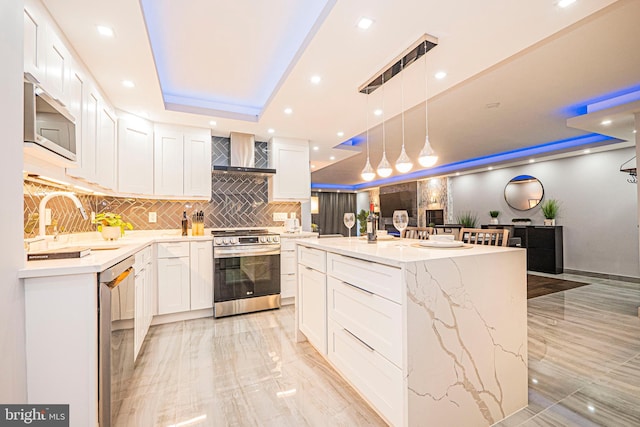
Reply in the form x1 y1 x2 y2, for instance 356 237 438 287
451 147 639 278
0 0 27 401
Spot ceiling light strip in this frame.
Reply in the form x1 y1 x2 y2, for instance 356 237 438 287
358 34 438 94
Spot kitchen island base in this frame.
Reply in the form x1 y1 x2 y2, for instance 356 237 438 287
295 238 528 427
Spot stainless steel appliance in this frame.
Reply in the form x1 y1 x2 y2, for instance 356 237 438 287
98 256 135 427
212 229 281 317
24 79 77 161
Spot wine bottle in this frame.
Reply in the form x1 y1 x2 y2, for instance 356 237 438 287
367 203 377 244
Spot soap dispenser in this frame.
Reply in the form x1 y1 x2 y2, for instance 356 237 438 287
181 211 188 236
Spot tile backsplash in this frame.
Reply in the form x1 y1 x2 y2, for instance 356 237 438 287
24 137 300 237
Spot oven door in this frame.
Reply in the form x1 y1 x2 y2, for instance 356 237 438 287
214 246 280 303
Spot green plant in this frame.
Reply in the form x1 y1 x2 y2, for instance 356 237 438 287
356 209 368 235
93 212 133 233
540 199 560 219
489 210 500 218
428 222 436 228
456 211 478 228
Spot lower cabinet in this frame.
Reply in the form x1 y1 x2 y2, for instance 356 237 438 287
156 241 214 315
157 243 191 315
298 246 327 354
190 241 213 310
133 245 153 361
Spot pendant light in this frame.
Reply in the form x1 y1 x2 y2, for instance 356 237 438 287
376 75 393 178
418 40 438 168
395 59 413 173
360 89 376 181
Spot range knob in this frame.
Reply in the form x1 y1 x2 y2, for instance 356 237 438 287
214 238 223 245
272 236 280 243
260 236 267 243
223 238 230 245
230 237 239 245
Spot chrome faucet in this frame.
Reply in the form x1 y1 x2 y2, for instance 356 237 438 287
38 192 89 237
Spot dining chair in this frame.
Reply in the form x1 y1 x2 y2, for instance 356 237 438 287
401 226 431 240
433 224 463 240
460 228 510 247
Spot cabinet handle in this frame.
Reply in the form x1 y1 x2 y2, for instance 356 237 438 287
343 328 374 352
305 266 313 271
342 281 373 296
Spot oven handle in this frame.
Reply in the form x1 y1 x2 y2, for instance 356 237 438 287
214 247 281 258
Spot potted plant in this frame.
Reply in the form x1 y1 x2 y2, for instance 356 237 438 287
356 209 368 236
489 210 500 225
540 199 560 226
93 212 133 240
456 211 478 228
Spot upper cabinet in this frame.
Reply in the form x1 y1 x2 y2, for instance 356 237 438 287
23 6 46 85
117 115 154 195
268 137 310 202
154 124 211 199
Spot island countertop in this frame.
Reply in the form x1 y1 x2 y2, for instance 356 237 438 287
293 236 522 267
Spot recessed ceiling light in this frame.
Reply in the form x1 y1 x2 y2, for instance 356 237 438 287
97 25 114 37
284 107 293 115
311 164 316 168
487 166 494 171
531 378 539 384
122 80 135 88
600 119 612 126
558 0 576 8
337 131 344 137
268 128 275 134
313 146 319 151
374 109 383 116
310 75 321 84
634 130 637 134
529 159 535 163
209 120 217 126
435 71 447 80
583 149 591 154
329 156 335 160
455 172 460 176
357 17 374 30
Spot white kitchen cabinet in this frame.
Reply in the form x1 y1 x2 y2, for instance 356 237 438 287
184 130 212 198
189 241 213 310
134 245 154 360
23 5 46 85
118 115 154 194
280 235 317 303
134 268 145 360
298 246 327 354
157 242 191 315
95 105 117 189
269 137 310 202
154 125 184 196
154 124 211 198
43 25 69 104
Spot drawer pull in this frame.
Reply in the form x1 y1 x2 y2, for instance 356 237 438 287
342 281 373 296
344 328 374 352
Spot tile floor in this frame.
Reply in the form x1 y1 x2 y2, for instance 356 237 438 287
116 273 640 426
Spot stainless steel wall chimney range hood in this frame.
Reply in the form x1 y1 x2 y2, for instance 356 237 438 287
212 132 276 175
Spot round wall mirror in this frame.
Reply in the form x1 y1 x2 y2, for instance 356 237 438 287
504 175 544 210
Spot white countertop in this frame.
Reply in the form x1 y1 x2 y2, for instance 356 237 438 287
295 237 522 267
19 231 213 279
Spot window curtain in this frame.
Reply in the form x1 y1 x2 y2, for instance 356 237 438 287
312 192 357 235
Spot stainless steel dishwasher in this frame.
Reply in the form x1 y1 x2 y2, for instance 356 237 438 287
98 256 135 427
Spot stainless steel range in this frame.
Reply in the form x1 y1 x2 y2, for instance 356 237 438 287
212 229 281 318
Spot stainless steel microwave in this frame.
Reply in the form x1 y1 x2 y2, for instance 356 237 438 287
24 80 77 161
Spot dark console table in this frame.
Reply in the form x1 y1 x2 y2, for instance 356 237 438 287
482 224 563 274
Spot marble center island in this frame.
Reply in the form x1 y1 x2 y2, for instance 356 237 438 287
294 237 527 427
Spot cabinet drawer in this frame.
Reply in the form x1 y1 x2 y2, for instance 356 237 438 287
327 253 402 303
280 273 297 300
157 241 190 258
328 319 403 427
281 239 297 251
327 277 402 367
134 245 152 270
298 246 326 273
281 251 297 274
